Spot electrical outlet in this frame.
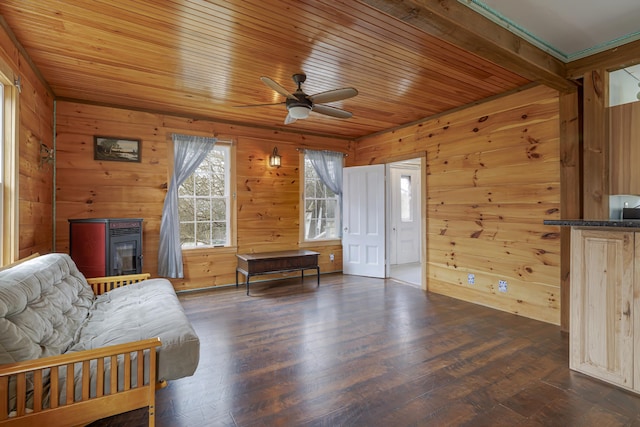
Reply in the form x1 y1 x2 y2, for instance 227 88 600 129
329 253 334 262
467 273 475 285
498 280 508 293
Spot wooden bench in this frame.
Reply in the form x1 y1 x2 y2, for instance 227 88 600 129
236 250 320 295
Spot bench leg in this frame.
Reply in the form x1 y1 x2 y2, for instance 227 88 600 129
236 269 239 288
246 275 251 295
316 267 320 286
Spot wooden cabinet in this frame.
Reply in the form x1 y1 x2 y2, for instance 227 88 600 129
570 228 635 390
610 101 640 195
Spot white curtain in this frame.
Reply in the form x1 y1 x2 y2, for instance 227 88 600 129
306 149 343 236
158 134 216 278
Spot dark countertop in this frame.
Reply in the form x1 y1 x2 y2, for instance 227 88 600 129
544 219 640 228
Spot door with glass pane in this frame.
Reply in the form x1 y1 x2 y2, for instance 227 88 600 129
390 165 420 264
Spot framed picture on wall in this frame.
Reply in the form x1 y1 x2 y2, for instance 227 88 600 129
94 136 141 162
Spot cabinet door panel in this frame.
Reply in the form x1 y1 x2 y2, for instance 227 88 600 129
571 229 634 388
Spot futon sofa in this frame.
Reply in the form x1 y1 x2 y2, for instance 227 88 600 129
0 253 200 426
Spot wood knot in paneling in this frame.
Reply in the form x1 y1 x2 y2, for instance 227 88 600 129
591 70 603 99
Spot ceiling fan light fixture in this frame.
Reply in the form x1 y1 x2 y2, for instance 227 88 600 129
289 105 311 119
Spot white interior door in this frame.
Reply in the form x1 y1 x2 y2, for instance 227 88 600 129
390 165 421 264
342 164 386 277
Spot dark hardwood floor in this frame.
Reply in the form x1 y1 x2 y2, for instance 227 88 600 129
90 274 640 426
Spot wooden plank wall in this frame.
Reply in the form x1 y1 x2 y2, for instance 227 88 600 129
55 101 351 291
0 23 54 259
559 91 581 332
355 85 561 324
583 69 609 219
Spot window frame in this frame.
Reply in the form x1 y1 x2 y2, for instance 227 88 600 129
172 138 236 253
0 60 18 266
299 151 342 246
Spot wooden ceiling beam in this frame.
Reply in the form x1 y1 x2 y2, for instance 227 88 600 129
566 39 640 80
360 0 577 93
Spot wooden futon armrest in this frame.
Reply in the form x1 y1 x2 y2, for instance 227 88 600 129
86 273 151 295
0 338 161 427
0 253 41 273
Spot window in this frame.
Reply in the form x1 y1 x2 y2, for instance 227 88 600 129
400 174 412 222
303 154 340 240
178 143 231 247
0 83 4 261
0 65 17 266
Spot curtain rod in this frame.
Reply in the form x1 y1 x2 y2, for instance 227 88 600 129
295 148 348 157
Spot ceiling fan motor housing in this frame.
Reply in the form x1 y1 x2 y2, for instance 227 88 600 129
287 73 312 117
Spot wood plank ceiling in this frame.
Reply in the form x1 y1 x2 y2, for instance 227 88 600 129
0 0 549 139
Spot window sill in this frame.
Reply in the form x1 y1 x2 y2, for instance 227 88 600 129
299 239 341 248
182 246 238 255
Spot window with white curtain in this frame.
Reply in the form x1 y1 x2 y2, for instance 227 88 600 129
303 154 340 240
178 143 231 247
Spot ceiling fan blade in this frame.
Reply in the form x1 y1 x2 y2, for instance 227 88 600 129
308 87 358 104
312 104 353 119
260 76 297 100
284 113 297 124
233 102 285 108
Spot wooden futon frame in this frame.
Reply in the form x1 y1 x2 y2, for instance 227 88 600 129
0 272 162 427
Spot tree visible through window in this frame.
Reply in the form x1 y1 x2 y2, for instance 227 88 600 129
178 144 230 247
304 155 339 240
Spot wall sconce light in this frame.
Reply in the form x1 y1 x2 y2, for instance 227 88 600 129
269 146 281 168
40 142 54 168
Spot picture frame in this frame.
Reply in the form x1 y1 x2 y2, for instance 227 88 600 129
94 136 141 162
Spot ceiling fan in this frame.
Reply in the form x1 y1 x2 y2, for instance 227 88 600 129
236 73 358 124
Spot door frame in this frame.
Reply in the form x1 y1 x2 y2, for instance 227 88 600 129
388 161 422 265
385 151 429 291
